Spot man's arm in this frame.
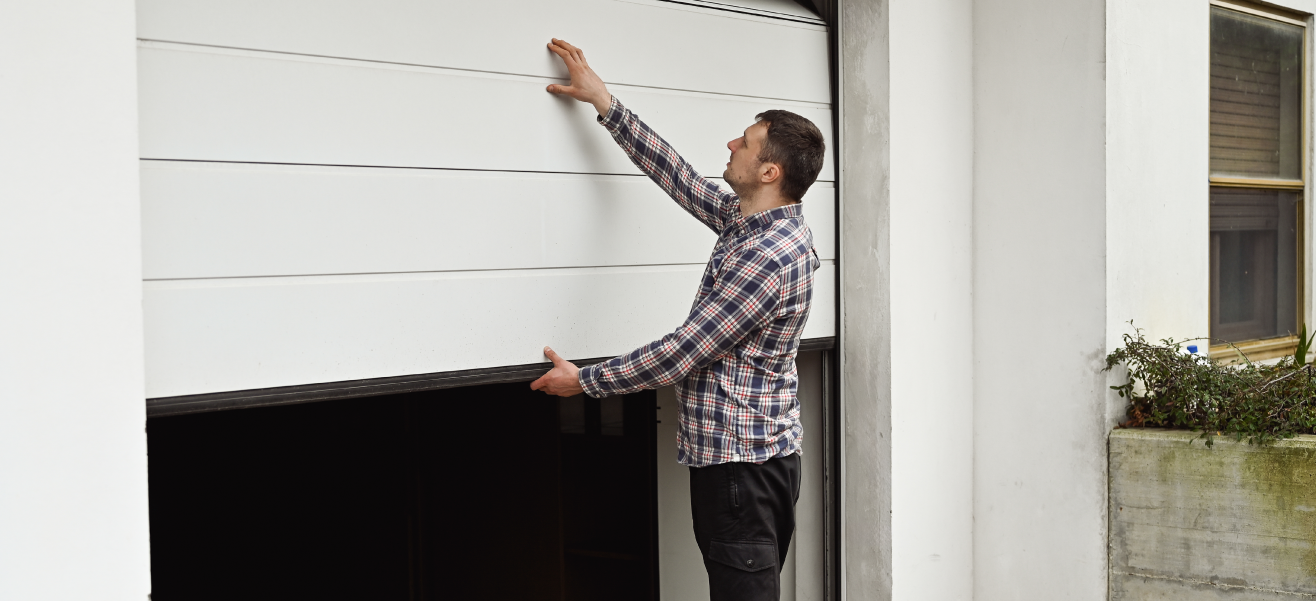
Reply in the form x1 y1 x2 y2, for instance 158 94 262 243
580 249 781 396
533 249 782 398
545 39 736 234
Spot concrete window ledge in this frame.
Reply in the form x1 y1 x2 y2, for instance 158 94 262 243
1109 428 1316 600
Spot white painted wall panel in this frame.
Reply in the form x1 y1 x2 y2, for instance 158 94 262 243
656 351 825 601
136 0 830 104
141 161 836 279
0 0 151 598
143 262 835 397
1105 0 1209 417
889 1 975 599
974 1 1108 600
786 349 827 601
654 386 708 601
137 43 834 181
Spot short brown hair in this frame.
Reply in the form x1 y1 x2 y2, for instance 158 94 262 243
754 110 826 202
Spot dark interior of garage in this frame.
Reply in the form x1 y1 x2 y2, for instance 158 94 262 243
147 383 658 601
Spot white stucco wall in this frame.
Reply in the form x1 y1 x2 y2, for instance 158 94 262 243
1105 0 1210 422
972 1 1109 600
889 1 975 600
0 1 152 599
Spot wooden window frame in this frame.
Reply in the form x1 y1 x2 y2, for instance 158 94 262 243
1209 1 1310 360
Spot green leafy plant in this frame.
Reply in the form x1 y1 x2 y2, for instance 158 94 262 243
1295 324 1314 367
1105 327 1316 446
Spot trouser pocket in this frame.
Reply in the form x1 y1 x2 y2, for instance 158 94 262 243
704 539 778 601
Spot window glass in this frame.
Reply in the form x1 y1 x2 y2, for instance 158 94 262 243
1210 7 1304 180
1210 187 1300 342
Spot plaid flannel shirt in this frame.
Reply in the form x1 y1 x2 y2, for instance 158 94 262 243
578 97 819 467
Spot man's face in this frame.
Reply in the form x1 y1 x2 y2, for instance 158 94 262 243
724 122 769 197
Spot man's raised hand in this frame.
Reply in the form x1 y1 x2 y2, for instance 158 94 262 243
545 38 611 116
530 346 585 397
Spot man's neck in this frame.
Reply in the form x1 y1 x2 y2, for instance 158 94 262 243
737 191 795 217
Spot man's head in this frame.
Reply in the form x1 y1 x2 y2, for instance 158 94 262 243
723 110 826 203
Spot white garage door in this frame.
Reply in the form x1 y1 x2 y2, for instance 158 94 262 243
137 0 835 399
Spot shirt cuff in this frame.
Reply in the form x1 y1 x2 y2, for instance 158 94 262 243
578 362 609 399
595 95 625 130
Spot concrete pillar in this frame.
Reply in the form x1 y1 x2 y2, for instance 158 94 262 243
839 1 976 598
838 0 894 597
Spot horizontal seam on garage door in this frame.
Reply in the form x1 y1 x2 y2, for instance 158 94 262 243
138 39 832 107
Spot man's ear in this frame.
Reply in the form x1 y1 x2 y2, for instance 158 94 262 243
760 162 783 184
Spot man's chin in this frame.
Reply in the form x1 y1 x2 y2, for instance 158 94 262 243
723 171 740 192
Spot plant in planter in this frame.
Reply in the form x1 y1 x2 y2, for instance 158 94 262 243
1105 327 1316 598
1105 325 1316 445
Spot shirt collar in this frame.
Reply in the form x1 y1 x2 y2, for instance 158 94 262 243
728 202 803 238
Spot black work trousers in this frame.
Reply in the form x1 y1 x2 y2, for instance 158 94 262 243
688 453 801 601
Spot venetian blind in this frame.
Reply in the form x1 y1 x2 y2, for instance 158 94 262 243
1209 6 1303 180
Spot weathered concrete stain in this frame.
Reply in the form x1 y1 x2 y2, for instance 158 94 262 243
1109 429 1316 599
1240 442 1316 581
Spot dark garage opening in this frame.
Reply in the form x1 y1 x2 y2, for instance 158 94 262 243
147 382 658 601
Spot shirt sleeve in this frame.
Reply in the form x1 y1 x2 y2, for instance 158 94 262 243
578 249 782 397
598 96 738 235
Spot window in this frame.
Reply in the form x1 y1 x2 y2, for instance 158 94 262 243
1210 3 1307 352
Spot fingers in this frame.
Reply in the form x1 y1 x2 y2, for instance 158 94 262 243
546 83 580 95
549 38 587 67
547 83 584 95
544 346 566 366
547 40 574 64
548 39 578 66
557 38 583 56
531 368 565 395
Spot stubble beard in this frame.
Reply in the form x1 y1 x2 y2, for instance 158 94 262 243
723 167 759 200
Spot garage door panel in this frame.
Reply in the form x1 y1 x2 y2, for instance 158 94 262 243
142 161 835 280
143 262 836 397
138 43 835 181
136 0 829 104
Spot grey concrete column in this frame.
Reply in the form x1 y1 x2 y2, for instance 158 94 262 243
838 1 894 599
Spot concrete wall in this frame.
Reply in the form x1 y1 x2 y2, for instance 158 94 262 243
972 1 1109 601
889 1 975 600
838 0 894 598
0 1 152 599
1109 429 1316 599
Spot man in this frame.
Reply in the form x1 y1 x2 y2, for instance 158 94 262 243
531 38 824 601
